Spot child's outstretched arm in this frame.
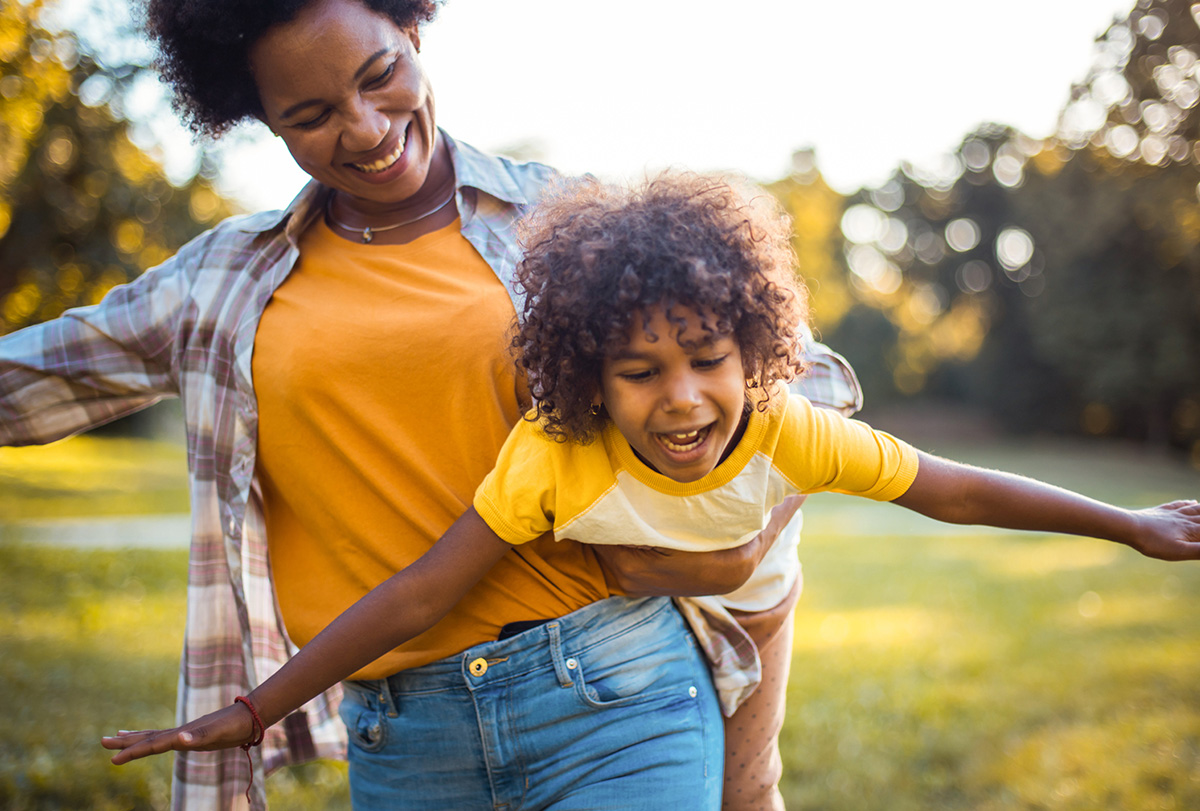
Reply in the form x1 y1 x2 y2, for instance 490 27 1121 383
101 508 511 764
893 451 1200 561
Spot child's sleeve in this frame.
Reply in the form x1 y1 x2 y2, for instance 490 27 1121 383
774 395 919 501
473 417 560 544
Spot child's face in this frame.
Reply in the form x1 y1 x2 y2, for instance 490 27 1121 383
599 305 748 483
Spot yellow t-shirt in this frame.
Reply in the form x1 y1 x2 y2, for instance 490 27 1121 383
475 392 919 612
254 218 609 679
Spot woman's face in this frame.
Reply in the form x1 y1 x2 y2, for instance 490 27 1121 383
249 0 438 210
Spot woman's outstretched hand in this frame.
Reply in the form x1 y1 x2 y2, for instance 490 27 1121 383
101 703 256 765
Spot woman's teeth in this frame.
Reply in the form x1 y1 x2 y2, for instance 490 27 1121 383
659 427 708 452
353 136 406 173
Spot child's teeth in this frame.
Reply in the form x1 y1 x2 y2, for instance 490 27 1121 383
660 428 706 451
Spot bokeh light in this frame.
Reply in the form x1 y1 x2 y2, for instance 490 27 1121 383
995 227 1034 272
945 218 981 252
955 260 992 293
841 204 887 244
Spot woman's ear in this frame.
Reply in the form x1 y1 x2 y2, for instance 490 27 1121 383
405 27 421 53
251 110 279 138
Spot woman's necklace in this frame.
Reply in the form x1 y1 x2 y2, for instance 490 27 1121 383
325 188 457 244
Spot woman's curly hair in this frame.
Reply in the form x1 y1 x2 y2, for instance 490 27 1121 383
514 172 809 443
143 0 442 137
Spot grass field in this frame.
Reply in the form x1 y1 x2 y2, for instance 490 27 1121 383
1 433 1197 809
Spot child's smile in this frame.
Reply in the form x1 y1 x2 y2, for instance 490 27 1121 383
600 305 749 483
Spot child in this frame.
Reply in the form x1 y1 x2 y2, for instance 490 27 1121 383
103 174 1200 807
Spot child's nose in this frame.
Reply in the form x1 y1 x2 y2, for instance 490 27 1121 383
661 373 702 412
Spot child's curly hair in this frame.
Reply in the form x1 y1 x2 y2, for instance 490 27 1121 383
514 171 809 443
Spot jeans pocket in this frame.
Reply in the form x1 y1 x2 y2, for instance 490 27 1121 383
571 646 695 710
339 696 390 754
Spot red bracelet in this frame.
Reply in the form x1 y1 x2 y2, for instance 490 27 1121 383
234 696 266 747
233 696 266 804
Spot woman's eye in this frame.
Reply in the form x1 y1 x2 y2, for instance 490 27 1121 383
366 63 396 89
293 110 331 130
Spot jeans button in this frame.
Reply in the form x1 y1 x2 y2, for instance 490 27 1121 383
565 658 578 670
469 657 488 676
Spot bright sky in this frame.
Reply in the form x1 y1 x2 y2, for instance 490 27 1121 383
214 0 1135 210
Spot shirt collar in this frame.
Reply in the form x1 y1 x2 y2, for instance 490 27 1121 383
442 131 534 207
234 130 531 238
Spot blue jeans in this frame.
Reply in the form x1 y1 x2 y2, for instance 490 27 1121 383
339 596 723 810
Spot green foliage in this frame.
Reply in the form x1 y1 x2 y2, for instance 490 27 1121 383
0 434 189 520
0 544 352 810
0 543 186 809
782 434 1200 809
0 0 233 334
800 2 1200 457
2 437 1196 809
785 494 1200 810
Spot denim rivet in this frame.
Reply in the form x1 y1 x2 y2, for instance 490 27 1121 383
565 658 577 670
688 686 698 698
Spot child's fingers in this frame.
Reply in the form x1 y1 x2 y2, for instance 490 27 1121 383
104 706 254 764
1161 499 1200 511
100 730 163 749
105 729 196 765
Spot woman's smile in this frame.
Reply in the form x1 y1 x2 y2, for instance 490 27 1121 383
348 126 407 174
249 0 449 218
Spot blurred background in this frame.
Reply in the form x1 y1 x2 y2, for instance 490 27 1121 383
2 0 1199 457
1 0 1198 808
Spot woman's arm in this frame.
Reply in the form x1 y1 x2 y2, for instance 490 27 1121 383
0 242 202 446
594 495 807 596
102 508 511 763
893 451 1200 561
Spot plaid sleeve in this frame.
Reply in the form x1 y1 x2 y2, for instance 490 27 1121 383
791 329 863 417
0 250 194 445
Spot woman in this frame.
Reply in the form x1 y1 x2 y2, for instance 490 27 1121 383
0 0 858 807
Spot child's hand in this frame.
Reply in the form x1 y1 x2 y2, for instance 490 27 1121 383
1130 499 1200 561
101 702 256 765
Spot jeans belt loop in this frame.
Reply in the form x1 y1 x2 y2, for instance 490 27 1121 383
378 677 400 718
546 622 574 688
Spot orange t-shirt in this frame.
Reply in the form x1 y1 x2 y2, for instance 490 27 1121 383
253 219 609 679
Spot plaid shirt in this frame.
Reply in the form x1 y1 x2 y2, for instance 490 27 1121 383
0 134 860 810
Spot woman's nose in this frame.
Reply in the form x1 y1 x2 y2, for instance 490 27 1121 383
340 100 390 153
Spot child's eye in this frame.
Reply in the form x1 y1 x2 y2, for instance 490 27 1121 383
366 62 396 90
618 369 656 382
693 355 728 370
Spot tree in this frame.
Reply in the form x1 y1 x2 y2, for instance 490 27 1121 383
0 0 233 335
791 0 1200 458
765 150 854 335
